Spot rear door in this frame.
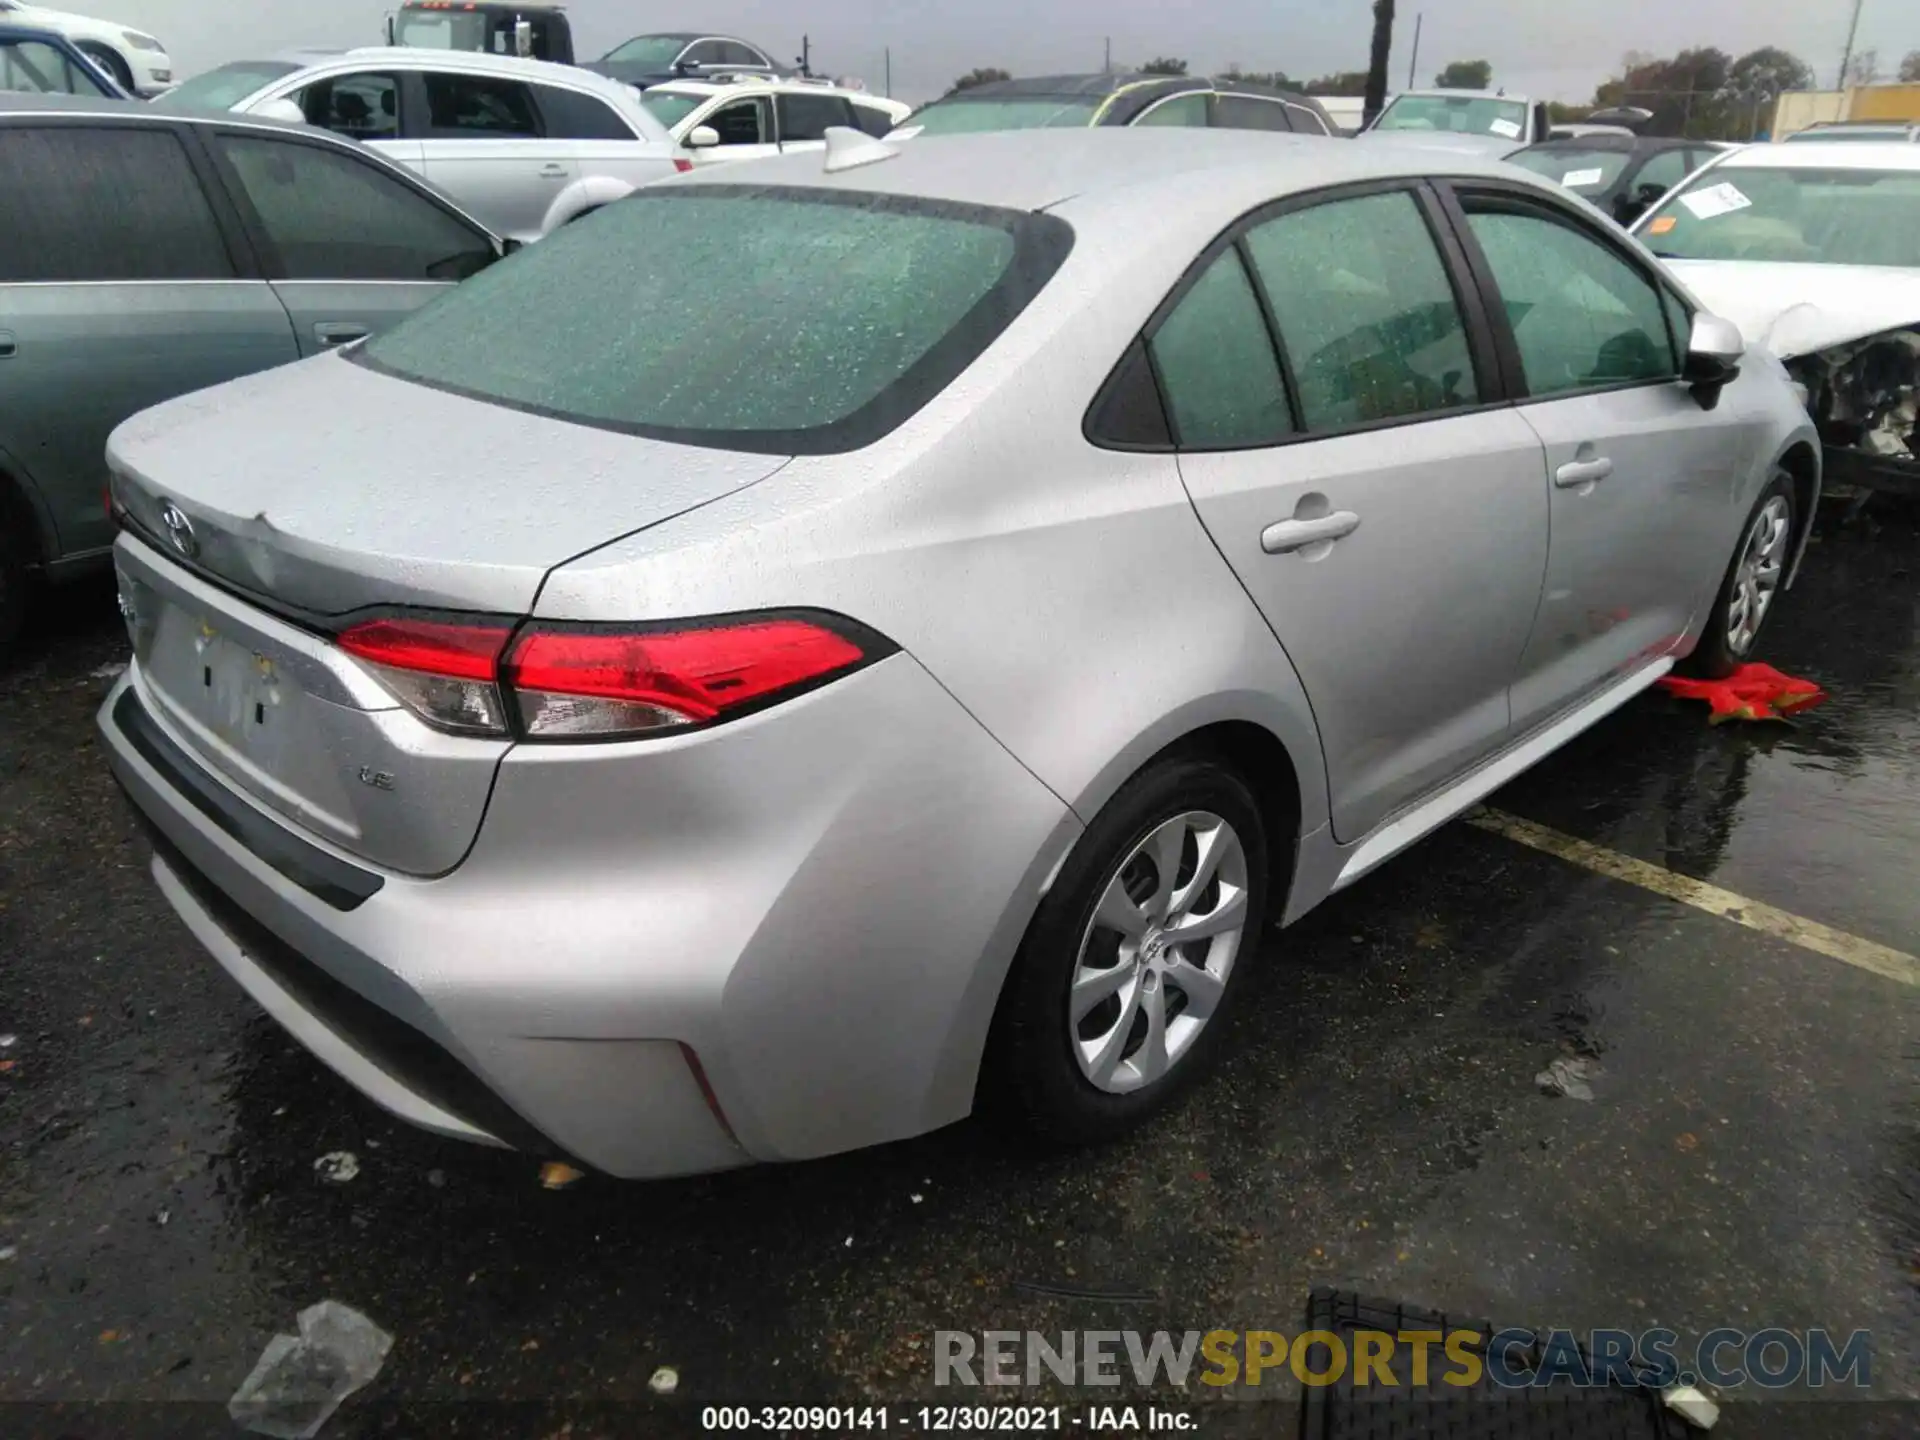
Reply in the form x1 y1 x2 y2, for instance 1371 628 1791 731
413 69 575 238
1167 182 1550 842
1210 93 1293 134
1441 184 1759 732
0 119 295 566
204 128 498 356
529 79 673 191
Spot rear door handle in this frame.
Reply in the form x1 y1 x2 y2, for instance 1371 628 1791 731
539 162 569 178
0 329 15 358
1554 457 1614 488
1261 511 1361 555
314 323 369 349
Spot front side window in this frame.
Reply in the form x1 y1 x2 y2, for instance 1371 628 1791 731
356 188 1072 453
1245 190 1479 430
0 39 113 96
1212 95 1291 133
1148 248 1292 448
707 97 769 145
1134 92 1209 128
150 60 297 112
294 72 400 141
718 42 767 67
680 40 726 67
1639 165 1920 269
1629 149 1691 197
215 134 493 282
1286 104 1330 135
907 95 1101 135
0 125 233 282
639 89 703 130
423 73 539 137
777 94 854 142
603 35 688 67
1464 201 1676 396
1373 94 1528 141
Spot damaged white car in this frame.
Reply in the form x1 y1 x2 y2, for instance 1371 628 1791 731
1634 143 1919 500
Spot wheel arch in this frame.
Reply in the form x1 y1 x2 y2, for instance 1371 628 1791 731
0 450 56 570
72 39 134 89
538 174 639 235
1773 437 1820 589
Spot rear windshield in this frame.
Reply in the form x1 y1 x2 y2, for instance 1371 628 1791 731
1374 94 1529 140
639 90 703 129
1506 146 1632 193
1640 165 1920 268
908 95 1102 134
151 61 298 111
356 186 1074 454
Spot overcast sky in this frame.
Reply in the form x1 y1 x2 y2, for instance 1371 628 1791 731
60 0 1918 106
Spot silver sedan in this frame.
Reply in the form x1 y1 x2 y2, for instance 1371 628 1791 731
99 129 1818 1177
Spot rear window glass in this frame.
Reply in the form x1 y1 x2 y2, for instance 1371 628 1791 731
908 96 1101 134
151 61 298 111
356 187 1073 454
1507 147 1632 192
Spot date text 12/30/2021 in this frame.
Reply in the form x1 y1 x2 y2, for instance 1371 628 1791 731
701 1407 1196 1431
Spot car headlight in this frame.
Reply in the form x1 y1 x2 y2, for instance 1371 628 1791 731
122 31 165 52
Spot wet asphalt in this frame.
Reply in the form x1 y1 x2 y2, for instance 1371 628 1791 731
1 500 1915 1440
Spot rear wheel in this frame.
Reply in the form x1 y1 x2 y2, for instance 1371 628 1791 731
1684 469 1796 679
984 754 1271 1145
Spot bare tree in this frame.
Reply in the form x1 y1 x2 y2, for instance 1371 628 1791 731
1842 48 1879 86
948 67 1011 94
1899 50 1920 83
1140 57 1188 76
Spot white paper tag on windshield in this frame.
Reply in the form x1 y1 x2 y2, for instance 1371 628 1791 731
1561 167 1605 187
1679 182 1753 220
1489 118 1522 138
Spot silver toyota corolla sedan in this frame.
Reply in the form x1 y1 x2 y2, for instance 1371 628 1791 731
99 129 1819 1178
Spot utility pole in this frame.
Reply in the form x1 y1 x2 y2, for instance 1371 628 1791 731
1103 36 1111 74
1407 12 1422 89
884 46 891 98
1836 0 1865 88
1364 0 1395 127
796 34 811 78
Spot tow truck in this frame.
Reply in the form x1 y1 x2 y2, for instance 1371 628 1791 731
385 2 574 65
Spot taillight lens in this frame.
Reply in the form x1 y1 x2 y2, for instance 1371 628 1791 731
336 612 882 741
505 618 869 738
338 618 513 735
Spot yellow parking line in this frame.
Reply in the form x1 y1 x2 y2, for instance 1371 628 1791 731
1467 808 1920 989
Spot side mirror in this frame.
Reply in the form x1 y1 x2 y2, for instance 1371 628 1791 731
253 97 309 125
685 124 721 149
1683 312 1743 410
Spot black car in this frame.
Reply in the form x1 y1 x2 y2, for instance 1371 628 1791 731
582 32 781 91
906 73 1337 138
1506 134 1723 226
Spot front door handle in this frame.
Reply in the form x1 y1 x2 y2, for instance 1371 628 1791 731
314 323 369 349
1554 457 1614 488
0 329 15 358
1261 510 1361 555
539 162 569 178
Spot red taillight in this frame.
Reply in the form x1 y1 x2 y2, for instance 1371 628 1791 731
505 618 867 738
337 618 512 735
336 612 881 741
673 157 694 173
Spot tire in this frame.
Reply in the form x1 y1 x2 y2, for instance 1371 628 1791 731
983 753 1272 1146
1683 468 1797 679
0 506 31 664
78 43 134 93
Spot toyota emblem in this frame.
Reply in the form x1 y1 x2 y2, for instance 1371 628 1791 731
158 500 197 559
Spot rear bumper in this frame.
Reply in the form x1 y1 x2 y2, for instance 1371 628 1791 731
99 647 1077 1178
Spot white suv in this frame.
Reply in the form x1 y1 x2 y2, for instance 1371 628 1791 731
155 48 677 239
638 74 910 167
0 0 171 94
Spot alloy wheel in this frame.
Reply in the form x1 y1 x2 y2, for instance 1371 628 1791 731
1069 811 1250 1095
1725 495 1792 656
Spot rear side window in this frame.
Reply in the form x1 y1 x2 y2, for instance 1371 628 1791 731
294 72 400 141
1244 190 1479 430
423 73 539 136
215 134 494 282
777 93 853 142
356 188 1073 453
0 125 234 282
1148 249 1292 447
1462 202 1676 394
718 41 766 67
1212 95 1292 133
849 102 896 138
533 84 637 140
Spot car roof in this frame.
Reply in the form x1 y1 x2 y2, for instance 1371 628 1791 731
1517 134 1690 154
1719 141 1920 171
684 125 1544 213
1391 88 1532 102
923 71 1325 109
649 77 885 102
0 90 327 131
